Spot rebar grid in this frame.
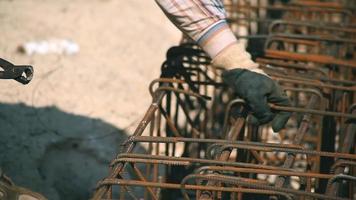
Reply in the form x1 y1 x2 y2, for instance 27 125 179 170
92 1 355 199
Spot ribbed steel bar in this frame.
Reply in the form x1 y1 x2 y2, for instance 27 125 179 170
130 163 158 200
331 160 356 172
182 174 349 200
127 135 302 148
272 76 356 92
270 104 356 119
208 143 356 160
91 85 168 199
269 20 356 34
92 1 356 199
198 106 246 199
327 109 356 196
126 136 356 159
268 33 356 44
326 174 356 192
111 153 300 172
265 49 356 69
274 94 319 187
195 166 334 179
97 178 294 200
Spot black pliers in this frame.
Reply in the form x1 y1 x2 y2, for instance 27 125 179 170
0 58 33 84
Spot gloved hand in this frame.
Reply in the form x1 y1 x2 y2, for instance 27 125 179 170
212 43 291 132
222 68 291 132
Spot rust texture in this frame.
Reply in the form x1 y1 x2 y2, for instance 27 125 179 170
92 0 356 199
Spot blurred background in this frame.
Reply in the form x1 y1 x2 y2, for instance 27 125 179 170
0 0 180 199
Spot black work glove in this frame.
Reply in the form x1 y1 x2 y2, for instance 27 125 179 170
222 68 291 132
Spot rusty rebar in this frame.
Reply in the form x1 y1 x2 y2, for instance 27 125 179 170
182 174 348 200
275 94 319 187
91 85 167 199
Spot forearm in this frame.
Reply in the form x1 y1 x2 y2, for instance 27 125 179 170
154 0 236 58
155 0 264 75
155 0 291 132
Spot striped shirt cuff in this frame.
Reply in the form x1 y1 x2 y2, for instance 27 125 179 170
196 20 237 59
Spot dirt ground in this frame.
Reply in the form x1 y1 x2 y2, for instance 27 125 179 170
0 0 180 199
0 0 180 130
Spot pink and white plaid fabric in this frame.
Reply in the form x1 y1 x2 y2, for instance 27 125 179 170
155 0 238 58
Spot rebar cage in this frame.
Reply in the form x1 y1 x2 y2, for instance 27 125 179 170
92 1 356 199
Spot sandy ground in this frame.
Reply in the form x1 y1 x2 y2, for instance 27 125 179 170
0 0 180 199
0 0 180 130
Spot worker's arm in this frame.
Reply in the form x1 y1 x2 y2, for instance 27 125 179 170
155 0 291 132
155 0 259 69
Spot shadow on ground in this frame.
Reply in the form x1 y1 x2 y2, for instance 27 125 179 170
0 103 140 200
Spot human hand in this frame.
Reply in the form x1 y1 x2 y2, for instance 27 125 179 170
222 68 291 132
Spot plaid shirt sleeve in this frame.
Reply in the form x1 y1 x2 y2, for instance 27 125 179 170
155 0 226 40
155 0 238 58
